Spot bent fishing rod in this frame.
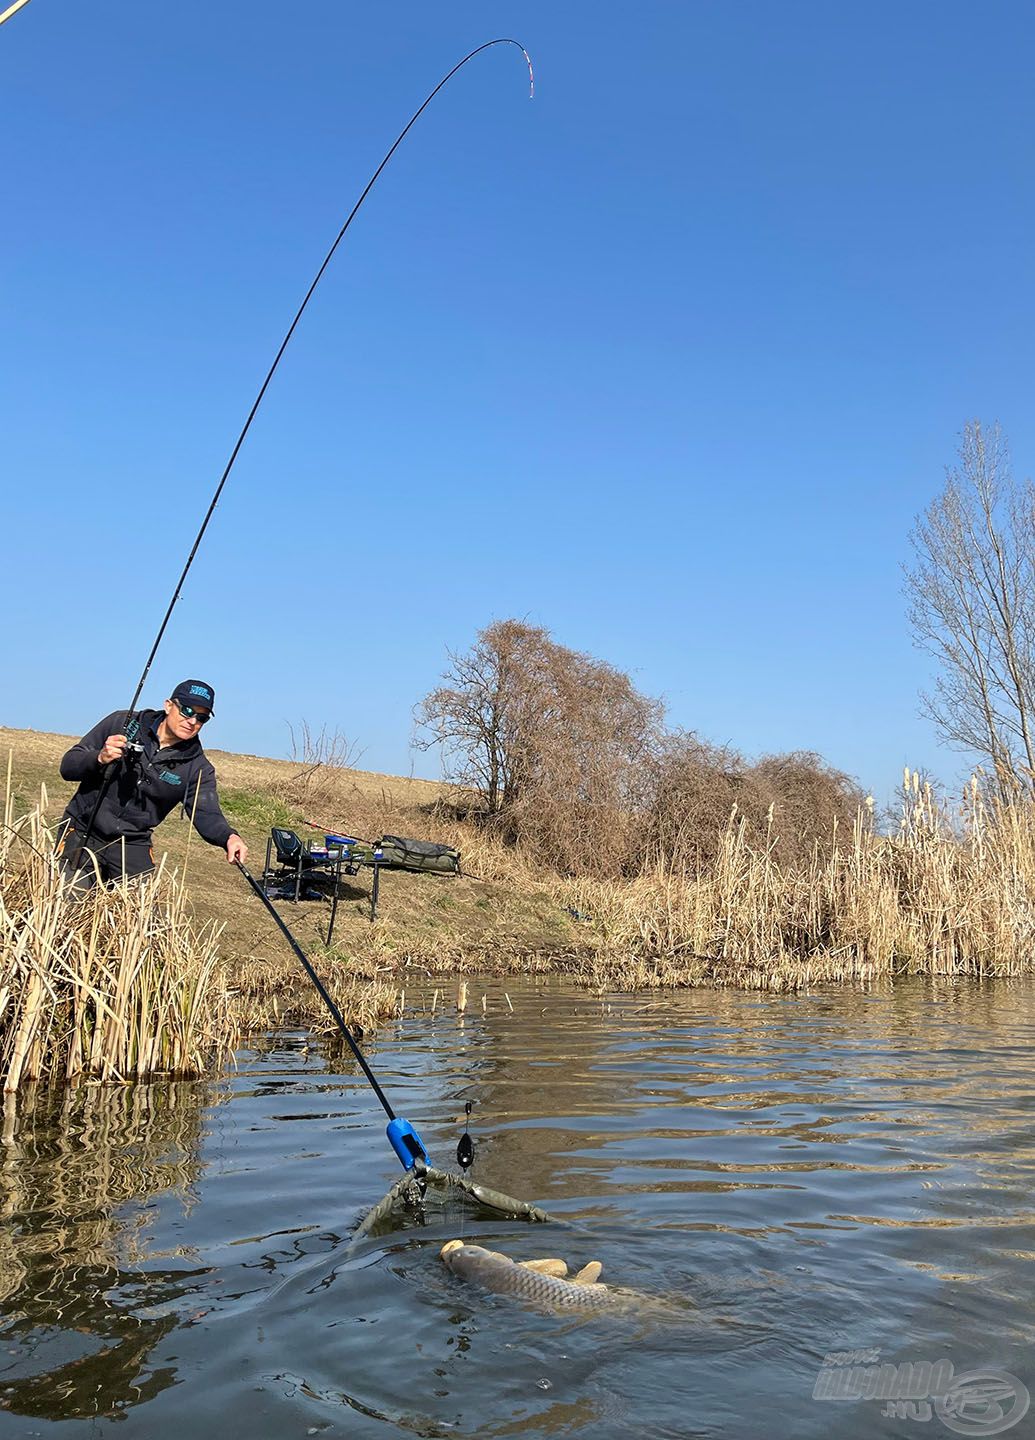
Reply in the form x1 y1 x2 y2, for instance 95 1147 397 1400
69 38 533 874
0 0 32 29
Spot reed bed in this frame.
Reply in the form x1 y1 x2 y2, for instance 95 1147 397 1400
225 950 399 1034
275 746 1035 989
13 715 1035 1076
0 779 238 1089
559 772 1035 990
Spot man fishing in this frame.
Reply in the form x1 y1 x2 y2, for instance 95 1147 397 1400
56 679 247 889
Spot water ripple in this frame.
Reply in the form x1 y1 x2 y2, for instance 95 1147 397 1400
1 977 1034 1438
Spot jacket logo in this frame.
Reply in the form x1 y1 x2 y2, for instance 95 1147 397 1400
159 769 182 785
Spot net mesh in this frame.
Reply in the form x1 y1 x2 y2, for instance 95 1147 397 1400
352 1165 552 1243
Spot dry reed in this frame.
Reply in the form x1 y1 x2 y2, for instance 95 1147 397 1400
224 949 398 1035
558 771 1035 989
0 779 237 1089
224 740 1035 992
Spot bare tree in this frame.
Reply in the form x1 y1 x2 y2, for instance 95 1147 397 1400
414 619 540 815
416 619 663 873
906 421 1035 795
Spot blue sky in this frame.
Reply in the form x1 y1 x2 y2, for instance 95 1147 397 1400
3 2 1034 804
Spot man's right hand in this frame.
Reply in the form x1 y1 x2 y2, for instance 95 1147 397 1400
98 734 128 765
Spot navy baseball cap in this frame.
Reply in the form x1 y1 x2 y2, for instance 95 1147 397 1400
171 679 216 715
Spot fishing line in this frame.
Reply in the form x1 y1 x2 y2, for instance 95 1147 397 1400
125 37 533 721
68 38 533 869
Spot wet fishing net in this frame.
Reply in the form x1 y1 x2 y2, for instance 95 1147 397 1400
353 1165 552 1243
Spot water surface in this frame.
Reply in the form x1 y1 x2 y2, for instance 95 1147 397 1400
1 977 1033 1438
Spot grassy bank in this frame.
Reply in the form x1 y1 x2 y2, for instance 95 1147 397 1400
1 727 581 972
4 726 1035 1087
0 727 585 1088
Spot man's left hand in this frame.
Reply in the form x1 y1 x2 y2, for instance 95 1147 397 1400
226 834 248 864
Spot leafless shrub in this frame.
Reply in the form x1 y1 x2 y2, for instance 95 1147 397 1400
641 738 864 874
275 721 359 811
749 751 868 865
641 732 757 871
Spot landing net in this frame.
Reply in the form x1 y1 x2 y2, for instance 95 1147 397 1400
353 1165 552 1243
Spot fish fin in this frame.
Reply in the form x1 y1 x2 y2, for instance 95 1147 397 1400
520 1258 568 1277
573 1261 603 1285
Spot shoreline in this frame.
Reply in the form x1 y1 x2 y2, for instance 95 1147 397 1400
4 723 1035 1088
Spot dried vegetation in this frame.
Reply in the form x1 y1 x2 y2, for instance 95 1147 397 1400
7 714 1035 1093
561 770 1035 990
0 761 399 1091
0 772 235 1090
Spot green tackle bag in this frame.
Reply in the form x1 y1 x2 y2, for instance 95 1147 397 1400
378 834 461 875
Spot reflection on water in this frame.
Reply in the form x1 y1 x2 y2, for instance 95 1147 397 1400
0 1083 208 1418
0 978 1034 1437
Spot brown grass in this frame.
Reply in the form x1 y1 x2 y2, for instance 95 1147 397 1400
0 727 578 1090
0 725 581 982
0 778 236 1089
558 770 1035 990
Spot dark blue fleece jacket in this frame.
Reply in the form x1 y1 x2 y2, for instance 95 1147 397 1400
60 708 234 848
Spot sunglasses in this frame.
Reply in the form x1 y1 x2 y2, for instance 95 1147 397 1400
174 699 211 724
